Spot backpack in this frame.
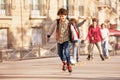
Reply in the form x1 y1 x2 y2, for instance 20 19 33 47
56 19 79 42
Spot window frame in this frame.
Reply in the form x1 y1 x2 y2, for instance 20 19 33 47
78 0 84 16
0 0 11 16
30 0 47 18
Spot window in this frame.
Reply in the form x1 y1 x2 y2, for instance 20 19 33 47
0 28 8 48
30 0 47 16
31 27 43 45
79 6 84 16
105 0 111 6
68 0 74 16
98 0 111 6
0 0 11 16
79 0 84 16
0 0 6 15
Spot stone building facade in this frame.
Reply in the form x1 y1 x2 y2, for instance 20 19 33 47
0 0 119 49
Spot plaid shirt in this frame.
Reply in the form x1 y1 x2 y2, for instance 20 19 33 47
57 21 69 43
48 20 79 44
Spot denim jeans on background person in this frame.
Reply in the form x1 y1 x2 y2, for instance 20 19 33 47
71 39 80 64
57 41 71 64
102 40 109 57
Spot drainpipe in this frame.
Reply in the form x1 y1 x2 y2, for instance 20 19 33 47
116 0 119 28
20 0 23 48
20 0 23 59
66 0 69 20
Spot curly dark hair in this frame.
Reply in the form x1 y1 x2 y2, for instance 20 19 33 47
57 8 67 15
101 23 106 28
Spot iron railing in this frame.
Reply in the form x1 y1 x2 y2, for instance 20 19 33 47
0 43 57 62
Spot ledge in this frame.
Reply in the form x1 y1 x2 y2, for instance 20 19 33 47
0 16 12 20
29 16 47 20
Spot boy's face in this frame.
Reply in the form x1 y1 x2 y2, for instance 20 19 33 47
59 15 67 22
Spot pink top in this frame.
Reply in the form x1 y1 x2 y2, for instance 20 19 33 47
86 25 103 43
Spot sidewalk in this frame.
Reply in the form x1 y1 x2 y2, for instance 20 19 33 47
0 55 120 80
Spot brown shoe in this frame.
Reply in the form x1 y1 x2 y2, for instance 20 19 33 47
62 61 67 71
67 64 72 72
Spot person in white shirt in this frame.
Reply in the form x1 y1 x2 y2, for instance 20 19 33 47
100 23 110 59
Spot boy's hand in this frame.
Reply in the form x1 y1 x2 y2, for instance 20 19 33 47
85 17 89 20
75 42 79 47
46 36 50 42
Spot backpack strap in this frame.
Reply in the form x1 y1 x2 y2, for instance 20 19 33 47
55 19 60 40
56 19 60 30
68 23 73 42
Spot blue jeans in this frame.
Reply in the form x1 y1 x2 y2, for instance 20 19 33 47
102 40 109 57
57 41 71 64
72 39 80 63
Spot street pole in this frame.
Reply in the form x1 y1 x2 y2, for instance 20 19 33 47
66 0 69 20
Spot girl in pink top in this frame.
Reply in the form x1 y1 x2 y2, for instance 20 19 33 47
86 18 105 61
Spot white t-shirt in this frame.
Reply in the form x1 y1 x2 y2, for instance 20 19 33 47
101 28 109 41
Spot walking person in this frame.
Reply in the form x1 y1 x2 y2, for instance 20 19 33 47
69 17 88 65
100 23 110 59
46 8 79 73
86 18 105 61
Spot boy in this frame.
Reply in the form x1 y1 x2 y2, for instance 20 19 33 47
47 8 78 72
